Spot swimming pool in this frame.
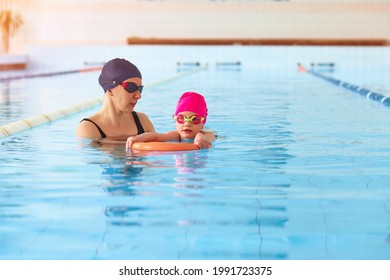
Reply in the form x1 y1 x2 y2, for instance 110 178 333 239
1 46 390 260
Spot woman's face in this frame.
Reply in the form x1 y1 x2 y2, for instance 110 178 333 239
111 77 142 113
174 111 204 139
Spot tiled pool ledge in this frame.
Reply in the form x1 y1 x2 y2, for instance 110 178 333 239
0 54 27 71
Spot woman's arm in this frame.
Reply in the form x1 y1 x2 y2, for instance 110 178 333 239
126 131 179 149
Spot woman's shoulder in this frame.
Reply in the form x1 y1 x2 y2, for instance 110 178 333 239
76 118 102 139
134 111 148 118
76 112 106 138
134 111 155 132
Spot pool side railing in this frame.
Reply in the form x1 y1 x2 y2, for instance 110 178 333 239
0 65 207 139
298 64 390 107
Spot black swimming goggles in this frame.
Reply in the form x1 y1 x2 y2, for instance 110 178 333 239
119 81 144 93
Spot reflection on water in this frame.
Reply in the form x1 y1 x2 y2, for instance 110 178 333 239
0 82 22 125
87 141 145 195
173 153 207 189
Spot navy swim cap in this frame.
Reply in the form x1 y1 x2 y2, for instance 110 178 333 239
98 58 142 92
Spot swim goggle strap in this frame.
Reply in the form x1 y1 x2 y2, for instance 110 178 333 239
173 114 205 125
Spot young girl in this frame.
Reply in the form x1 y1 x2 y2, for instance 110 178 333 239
126 92 215 150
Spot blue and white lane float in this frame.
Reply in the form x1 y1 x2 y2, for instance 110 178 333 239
297 63 390 107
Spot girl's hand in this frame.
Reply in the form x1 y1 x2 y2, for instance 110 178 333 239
194 133 211 149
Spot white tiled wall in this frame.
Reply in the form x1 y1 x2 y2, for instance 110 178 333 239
8 0 390 52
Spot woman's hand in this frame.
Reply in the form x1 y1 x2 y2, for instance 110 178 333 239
126 136 137 150
194 133 211 149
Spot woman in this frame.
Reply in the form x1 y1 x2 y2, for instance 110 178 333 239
76 58 155 142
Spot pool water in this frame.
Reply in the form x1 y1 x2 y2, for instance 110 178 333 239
0 46 390 260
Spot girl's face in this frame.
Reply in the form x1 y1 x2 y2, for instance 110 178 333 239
174 111 204 139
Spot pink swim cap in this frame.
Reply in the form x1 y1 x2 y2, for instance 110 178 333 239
174 92 208 124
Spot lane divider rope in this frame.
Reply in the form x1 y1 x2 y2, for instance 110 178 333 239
0 65 207 139
0 67 103 82
297 63 390 107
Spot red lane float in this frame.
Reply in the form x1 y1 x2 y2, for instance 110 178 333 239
132 142 199 151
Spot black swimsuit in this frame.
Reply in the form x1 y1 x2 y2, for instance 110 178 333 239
80 111 145 138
